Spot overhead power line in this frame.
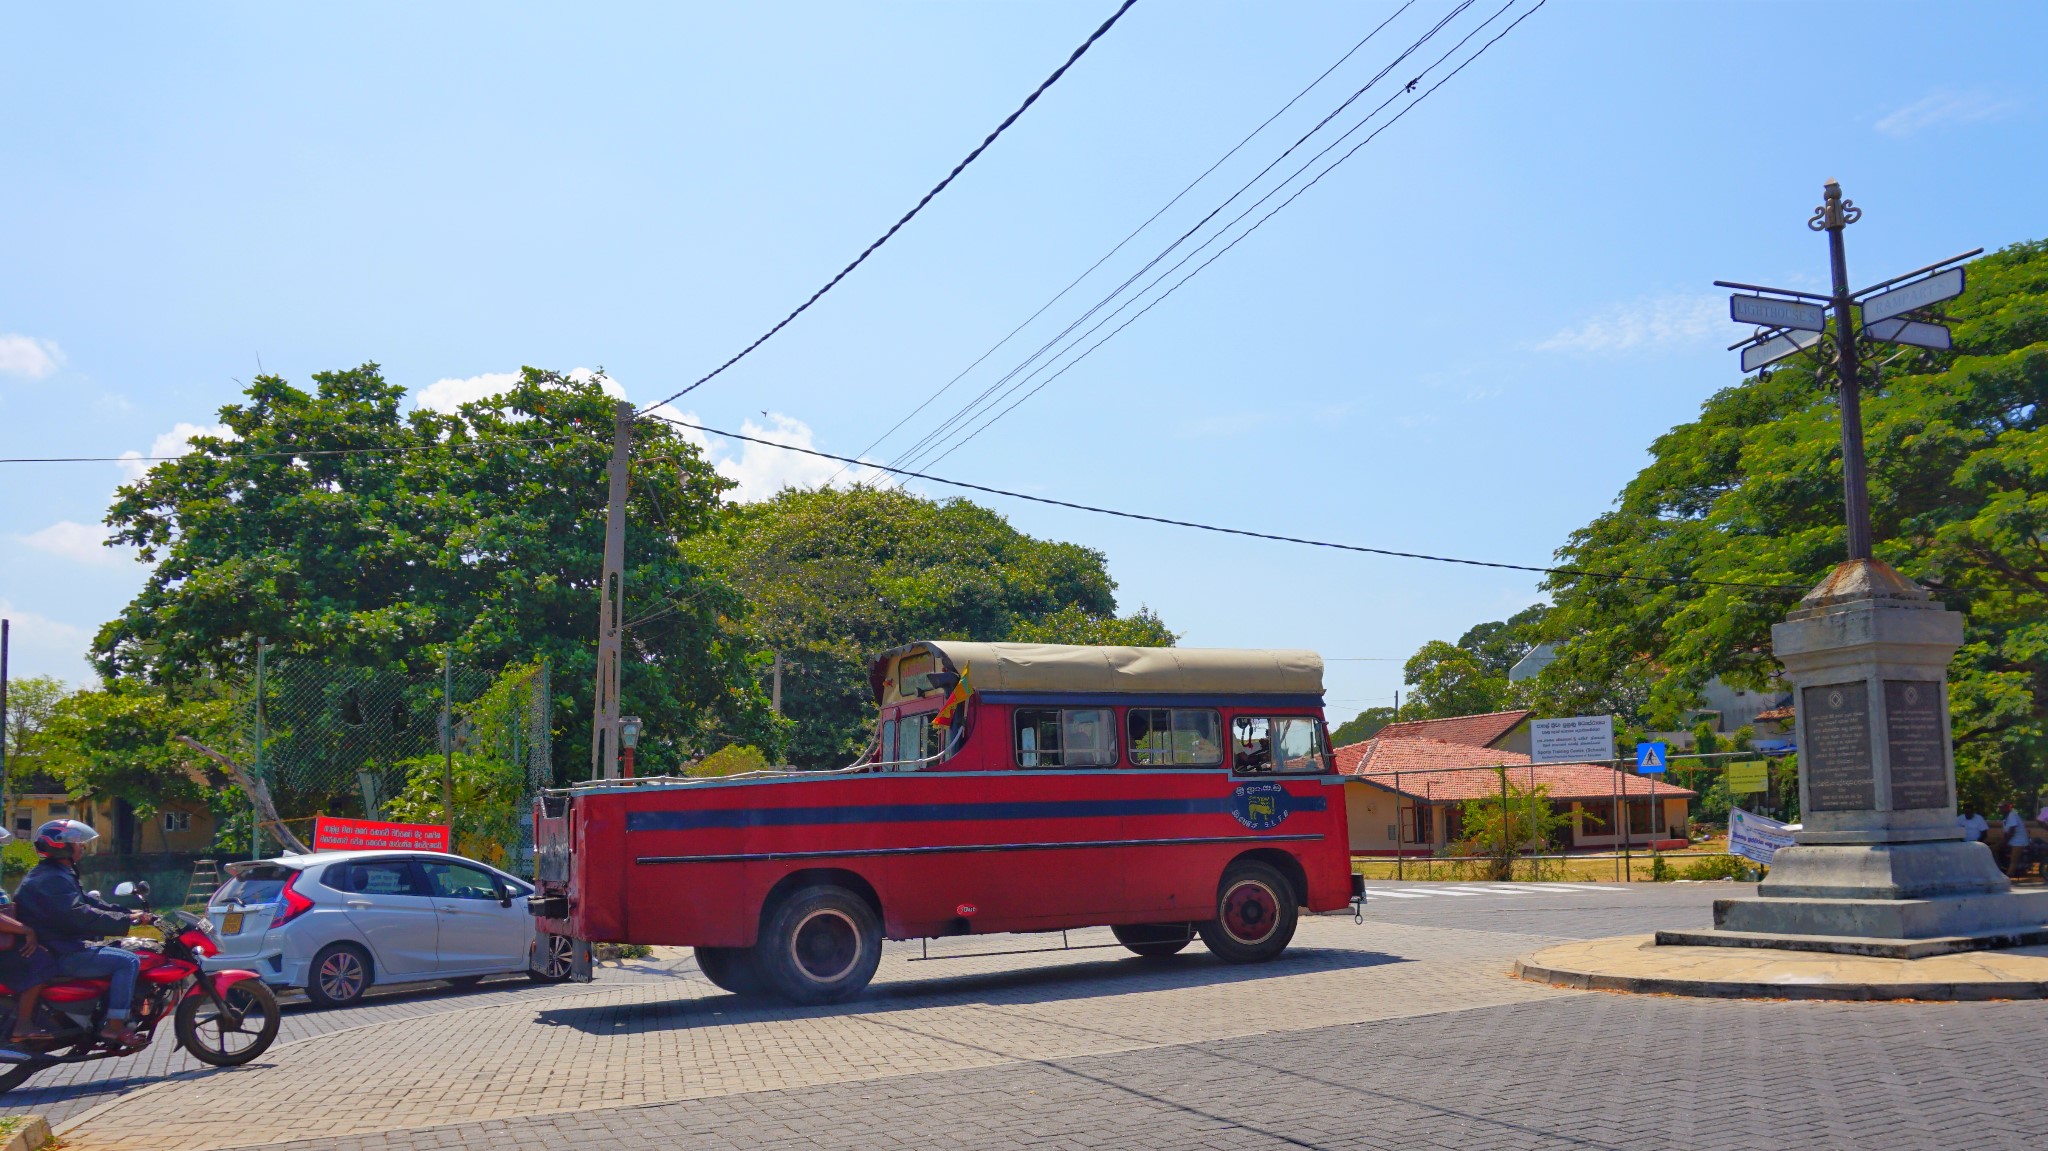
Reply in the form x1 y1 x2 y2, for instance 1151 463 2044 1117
825 0 1421 485
914 0 1546 471
0 433 598 465
641 411 1805 594
637 0 1141 417
886 0 1479 475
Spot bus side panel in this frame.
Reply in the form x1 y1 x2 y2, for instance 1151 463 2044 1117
1121 772 1351 916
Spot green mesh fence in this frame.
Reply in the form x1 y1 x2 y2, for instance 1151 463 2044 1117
232 653 551 871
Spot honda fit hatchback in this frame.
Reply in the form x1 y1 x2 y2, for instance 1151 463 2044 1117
206 849 571 1007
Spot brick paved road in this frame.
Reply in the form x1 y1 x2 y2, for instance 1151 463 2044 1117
43 881 2048 1151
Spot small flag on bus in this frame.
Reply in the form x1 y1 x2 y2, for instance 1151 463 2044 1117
933 666 974 727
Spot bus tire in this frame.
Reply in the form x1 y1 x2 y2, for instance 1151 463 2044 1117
757 885 882 1005
694 946 767 996
1111 923 1194 958
1197 860 1298 963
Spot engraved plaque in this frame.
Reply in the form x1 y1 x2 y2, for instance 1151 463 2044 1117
1885 679 1950 810
1802 681 1874 811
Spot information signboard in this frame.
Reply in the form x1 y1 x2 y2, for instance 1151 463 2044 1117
1728 807 1795 866
1529 715 1614 764
1726 760 1768 794
313 816 451 853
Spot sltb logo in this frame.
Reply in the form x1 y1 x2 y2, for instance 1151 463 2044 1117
1231 781 1291 831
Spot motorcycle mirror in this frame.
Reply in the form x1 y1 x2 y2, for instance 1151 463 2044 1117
133 880 151 900
114 882 135 897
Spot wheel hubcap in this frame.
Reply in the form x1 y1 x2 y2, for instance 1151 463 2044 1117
543 936 573 977
1220 880 1280 945
789 909 860 983
320 954 364 1000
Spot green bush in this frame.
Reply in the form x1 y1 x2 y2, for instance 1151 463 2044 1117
1677 854 1764 881
0 840 37 880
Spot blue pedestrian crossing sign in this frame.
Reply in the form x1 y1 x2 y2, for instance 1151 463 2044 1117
1636 742 1668 774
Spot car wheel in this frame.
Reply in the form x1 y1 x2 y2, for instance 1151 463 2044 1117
694 946 768 995
1196 860 1299 963
529 933 574 983
305 943 373 1008
1111 922 1195 958
755 886 882 1005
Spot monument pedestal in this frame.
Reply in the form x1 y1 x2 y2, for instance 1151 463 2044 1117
1660 559 2048 958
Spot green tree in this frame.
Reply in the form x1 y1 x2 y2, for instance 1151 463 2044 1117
3 675 71 782
1455 772 1573 881
692 485 1171 767
34 682 237 850
383 662 544 867
1401 640 1508 719
97 364 778 778
1456 604 1549 679
1329 705 1399 747
1538 239 2048 812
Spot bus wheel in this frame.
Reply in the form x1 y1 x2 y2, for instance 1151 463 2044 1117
758 886 882 1005
1111 923 1194 958
1197 860 1298 963
695 946 767 996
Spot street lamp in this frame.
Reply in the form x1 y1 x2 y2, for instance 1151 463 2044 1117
618 716 643 779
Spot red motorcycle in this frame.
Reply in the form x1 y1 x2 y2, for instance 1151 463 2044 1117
0 882 280 1093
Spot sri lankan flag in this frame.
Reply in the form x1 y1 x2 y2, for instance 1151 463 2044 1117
932 665 973 728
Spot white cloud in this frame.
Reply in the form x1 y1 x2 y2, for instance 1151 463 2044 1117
19 520 134 567
0 334 64 380
118 421 236 481
1535 294 1724 355
0 600 94 687
667 410 881 502
1876 88 2020 137
414 371 522 413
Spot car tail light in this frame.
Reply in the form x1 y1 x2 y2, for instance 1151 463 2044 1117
271 871 315 928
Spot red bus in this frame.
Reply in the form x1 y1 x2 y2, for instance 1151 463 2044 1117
530 641 1358 1003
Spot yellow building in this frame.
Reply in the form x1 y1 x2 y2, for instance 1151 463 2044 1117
9 774 216 854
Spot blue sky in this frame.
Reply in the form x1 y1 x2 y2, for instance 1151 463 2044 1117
3 1 2043 725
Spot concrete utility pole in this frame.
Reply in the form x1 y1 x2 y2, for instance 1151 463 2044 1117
771 652 783 716
590 401 633 781
441 645 455 818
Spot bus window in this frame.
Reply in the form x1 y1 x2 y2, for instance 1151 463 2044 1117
893 714 937 766
1015 708 1117 768
1231 717 1272 773
881 717 898 764
1128 708 1223 767
1270 717 1328 773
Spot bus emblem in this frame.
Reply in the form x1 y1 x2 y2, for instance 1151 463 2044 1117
1231 782 1290 831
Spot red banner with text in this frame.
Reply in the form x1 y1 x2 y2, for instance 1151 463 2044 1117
313 816 451 853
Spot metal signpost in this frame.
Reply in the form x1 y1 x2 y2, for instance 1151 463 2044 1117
1636 742 1666 854
1716 180 1979 562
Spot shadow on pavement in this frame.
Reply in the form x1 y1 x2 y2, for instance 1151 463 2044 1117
533 945 1406 1037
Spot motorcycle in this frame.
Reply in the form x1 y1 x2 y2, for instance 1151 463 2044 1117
0 881 281 1093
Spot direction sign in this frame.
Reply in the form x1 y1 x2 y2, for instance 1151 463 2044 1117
1741 330 1822 373
1730 295 1825 332
1863 317 1952 350
1860 267 1964 324
1635 741 1668 774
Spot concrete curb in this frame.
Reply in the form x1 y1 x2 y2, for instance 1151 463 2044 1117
1513 934 2048 1001
0 1116 52 1151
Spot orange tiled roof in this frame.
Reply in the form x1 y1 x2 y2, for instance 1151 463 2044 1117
1333 736 1695 803
1369 709 1532 749
1753 707 1795 722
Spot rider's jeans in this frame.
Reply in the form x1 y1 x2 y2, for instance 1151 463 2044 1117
54 947 140 1020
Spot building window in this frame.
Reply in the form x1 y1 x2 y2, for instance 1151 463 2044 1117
48 804 69 818
1231 717 1328 774
1578 801 1614 836
1015 708 1117 768
163 811 192 833
11 815 28 836
1127 709 1222 767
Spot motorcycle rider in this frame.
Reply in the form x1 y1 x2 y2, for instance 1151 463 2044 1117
12 820 151 1047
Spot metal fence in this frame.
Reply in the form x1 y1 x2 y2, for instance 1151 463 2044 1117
1347 753 1793 885
231 648 552 870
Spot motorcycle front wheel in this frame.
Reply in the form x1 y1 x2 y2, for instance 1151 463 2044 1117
176 980 281 1067
0 1060 43 1095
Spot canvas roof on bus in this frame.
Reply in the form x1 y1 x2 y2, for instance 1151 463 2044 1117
871 641 1323 702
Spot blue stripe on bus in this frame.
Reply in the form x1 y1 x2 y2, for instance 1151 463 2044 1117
623 794 1326 833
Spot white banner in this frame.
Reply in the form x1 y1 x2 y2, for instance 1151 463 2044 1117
1728 807 1796 866
1529 715 1614 764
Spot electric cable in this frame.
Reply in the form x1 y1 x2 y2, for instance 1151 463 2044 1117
923 0 1544 468
886 0 1475 474
822 0 1421 485
641 410 1806 594
637 0 1141 416
0 432 602 465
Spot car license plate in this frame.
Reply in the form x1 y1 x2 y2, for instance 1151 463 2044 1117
222 912 244 935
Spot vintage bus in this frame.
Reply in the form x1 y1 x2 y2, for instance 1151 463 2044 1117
530 641 1358 1003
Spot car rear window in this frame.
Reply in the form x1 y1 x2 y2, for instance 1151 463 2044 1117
214 863 294 906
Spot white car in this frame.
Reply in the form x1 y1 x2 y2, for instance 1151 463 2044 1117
205 849 571 1008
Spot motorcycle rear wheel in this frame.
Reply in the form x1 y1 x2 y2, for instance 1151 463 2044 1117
0 1060 42 1095
176 981 281 1067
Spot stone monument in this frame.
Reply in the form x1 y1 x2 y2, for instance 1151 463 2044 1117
1660 183 2048 957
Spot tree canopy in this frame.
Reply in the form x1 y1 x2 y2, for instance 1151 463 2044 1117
1533 239 2047 810
690 485 1174 767
97 364 777 777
